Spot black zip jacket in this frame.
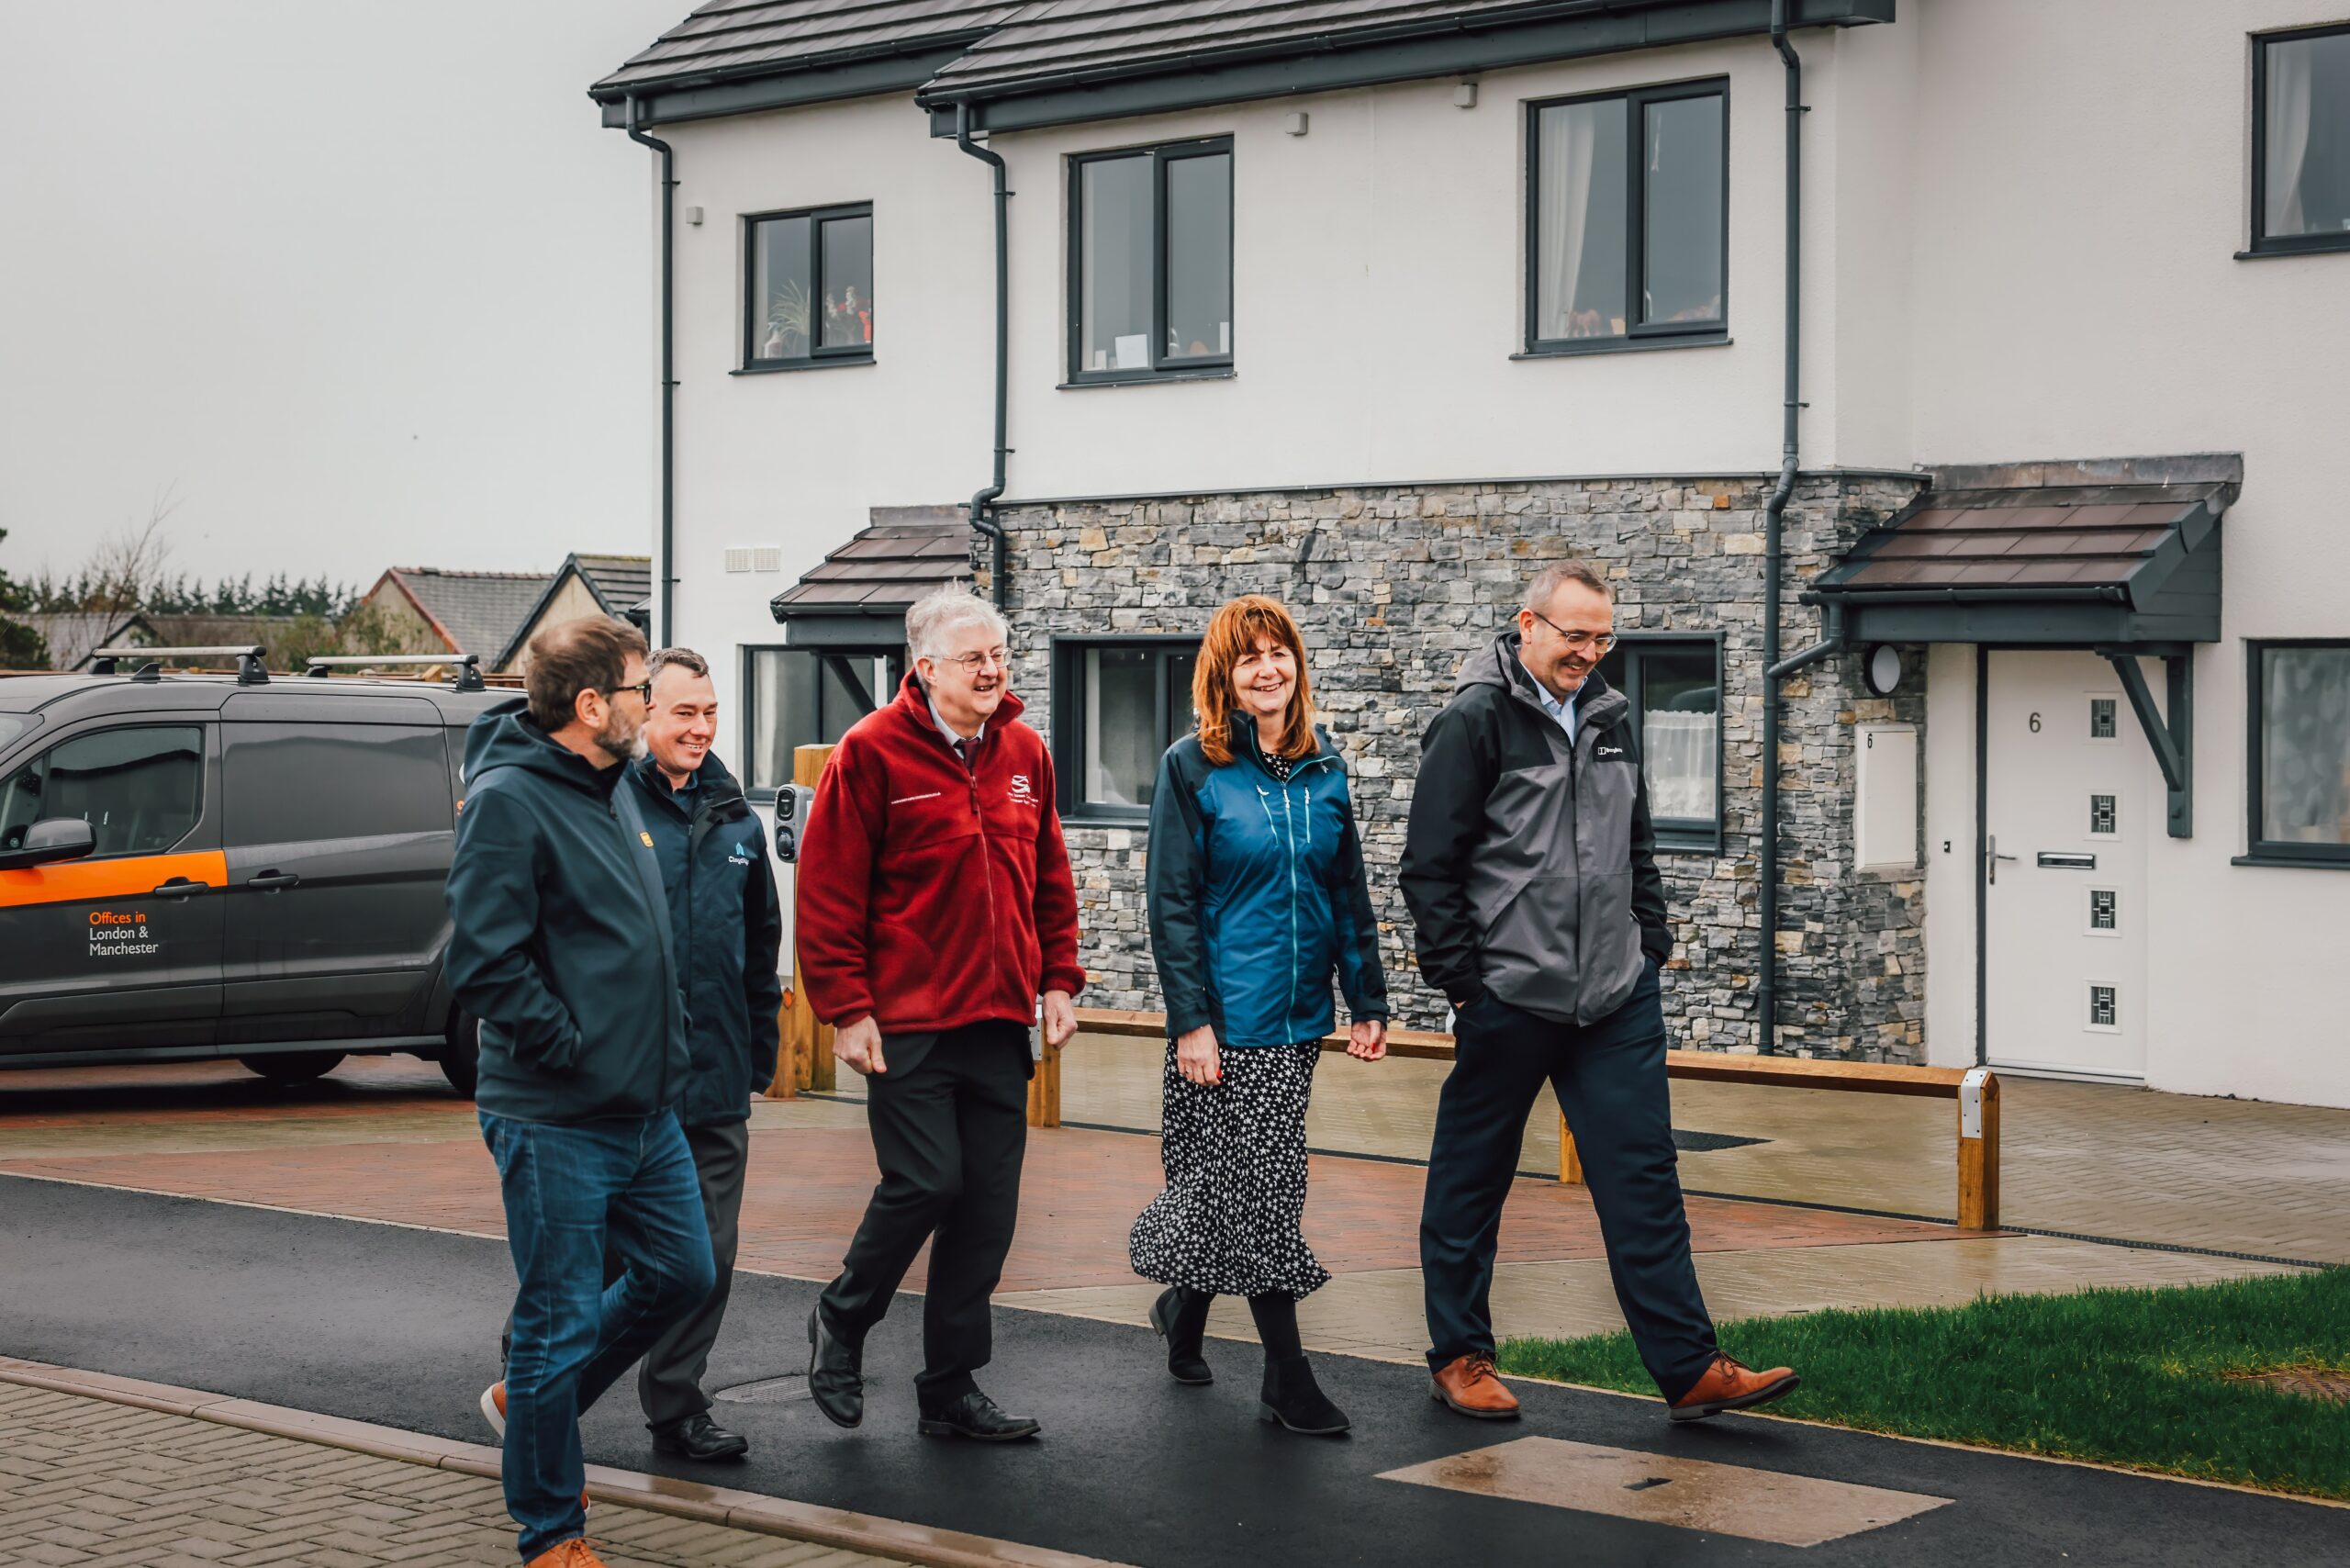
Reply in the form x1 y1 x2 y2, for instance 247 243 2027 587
1400 642 1673 1025
626 751 783 1126
446 700 688 1124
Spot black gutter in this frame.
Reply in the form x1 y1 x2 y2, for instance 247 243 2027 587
956 102 1012 611
1804 585 2132 607
1756 0 1806 1057
626 97 678 644
1768 601 1843 682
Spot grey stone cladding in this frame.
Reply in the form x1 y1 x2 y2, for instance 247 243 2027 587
979 470 1930 1060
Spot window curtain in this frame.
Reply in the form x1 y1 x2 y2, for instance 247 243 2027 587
1540 106 1597 339
1643 709 1717 821
2268 40 2315 236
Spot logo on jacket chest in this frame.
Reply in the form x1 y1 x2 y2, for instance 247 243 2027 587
1595 745 1627 759
728 841 752 867
1007 773 1039 808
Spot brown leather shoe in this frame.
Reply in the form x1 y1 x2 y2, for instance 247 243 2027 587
1668 1353 1800 1422
1430 1352 1521 1419
524 1540 608 1568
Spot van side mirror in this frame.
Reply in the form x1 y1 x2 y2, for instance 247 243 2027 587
0 817 97 871
773 784 815 864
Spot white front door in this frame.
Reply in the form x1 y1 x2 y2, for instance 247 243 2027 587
1984 651 2155 1081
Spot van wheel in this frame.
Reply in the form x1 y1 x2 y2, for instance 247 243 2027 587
239 1052 345 1084
439 1011 480 1099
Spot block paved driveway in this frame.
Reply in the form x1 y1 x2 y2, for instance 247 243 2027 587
2 1179 2344 1568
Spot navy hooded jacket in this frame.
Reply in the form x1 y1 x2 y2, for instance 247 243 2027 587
1146 725 1389 1048
624 750 783 1126
445 699 688 1125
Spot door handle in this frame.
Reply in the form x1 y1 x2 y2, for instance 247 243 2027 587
150 877 209 898
244 871 300 891
1986 834 2019 886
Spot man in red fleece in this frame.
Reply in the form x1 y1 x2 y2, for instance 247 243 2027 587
798 588 1082 1441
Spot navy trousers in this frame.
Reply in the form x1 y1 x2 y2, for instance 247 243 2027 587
1418 959 1719 1402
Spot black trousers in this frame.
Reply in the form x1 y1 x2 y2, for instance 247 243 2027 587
499 1118 748 1432
1418 960 1719 1402
819 1020 1031 1406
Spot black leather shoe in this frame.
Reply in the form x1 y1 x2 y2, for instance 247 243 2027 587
652 1412 749 1462
1148 1286 1214 1385
917 1389 1040 1442
807 1306 864 1429
1259 1354 1350 1436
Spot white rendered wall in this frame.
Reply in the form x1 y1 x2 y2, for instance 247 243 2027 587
1898 0 2350 1107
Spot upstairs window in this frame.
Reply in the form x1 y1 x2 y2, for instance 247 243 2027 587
1069 140 1233 383
2253 25 2350 255
1528 81 1727 353
744 203 874 368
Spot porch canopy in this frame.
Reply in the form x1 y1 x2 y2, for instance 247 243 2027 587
1808 454 2240 838
768 508 971 648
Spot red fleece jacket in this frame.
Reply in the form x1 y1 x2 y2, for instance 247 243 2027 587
796 674 1085 1034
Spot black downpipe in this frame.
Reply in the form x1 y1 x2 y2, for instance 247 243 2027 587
626 97 678 644
1757 1 1805 1056
957 104 1012 611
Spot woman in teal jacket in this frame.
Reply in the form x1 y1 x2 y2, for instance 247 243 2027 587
1128 595 1389 1437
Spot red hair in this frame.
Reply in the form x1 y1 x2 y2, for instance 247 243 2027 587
1192 596 1318 767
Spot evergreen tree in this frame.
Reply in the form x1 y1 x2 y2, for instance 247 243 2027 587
0 528 50 669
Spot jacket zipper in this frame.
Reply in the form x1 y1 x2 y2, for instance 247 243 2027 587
613 793 675 1108
964 731 1004 1007
1259 750 1340 1036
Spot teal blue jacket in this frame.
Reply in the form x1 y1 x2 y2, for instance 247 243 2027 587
1146 725 1388 1048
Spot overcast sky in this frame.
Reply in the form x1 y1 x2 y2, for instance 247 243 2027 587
0 0 685 594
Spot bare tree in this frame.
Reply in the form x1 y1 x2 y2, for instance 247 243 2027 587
83 487 184 617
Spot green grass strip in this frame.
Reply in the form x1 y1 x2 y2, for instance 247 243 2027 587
1496 1267 2350 1499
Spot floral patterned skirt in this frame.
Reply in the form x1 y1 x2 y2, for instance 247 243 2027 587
1126 1040 1330 1300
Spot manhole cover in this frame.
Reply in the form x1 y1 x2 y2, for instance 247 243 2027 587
714 1373 811 1405
1673 1129 1767 1153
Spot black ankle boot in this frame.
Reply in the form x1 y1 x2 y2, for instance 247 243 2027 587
1259 1353 1349 1436
1149 1286 1214 1385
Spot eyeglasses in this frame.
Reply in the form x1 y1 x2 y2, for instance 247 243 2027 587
942 647 1011 673
1526 609 1616 655
605 679 653 705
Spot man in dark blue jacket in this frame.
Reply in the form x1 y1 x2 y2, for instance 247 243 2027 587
447 616 716 1568
620 646 783 1462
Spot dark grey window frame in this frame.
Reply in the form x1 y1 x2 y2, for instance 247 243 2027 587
2238 636 2350 869
2245 23 2350 260
1524 77 1730 357
739 201 876 373
1049 634 1198 823
739 644 901 801
1597 631 1725 853
1066 138 1235 386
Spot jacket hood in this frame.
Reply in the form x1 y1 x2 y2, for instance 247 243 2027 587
893 668 1027 734
464 697 628 797
1457 632 1628 734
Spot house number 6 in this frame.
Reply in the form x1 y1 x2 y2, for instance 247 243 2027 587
2029 712 2042 733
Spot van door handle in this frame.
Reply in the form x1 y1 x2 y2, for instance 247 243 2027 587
245 871 300 891
150 877 209 898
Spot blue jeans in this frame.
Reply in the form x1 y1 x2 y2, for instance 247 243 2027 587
481 1109 715 1561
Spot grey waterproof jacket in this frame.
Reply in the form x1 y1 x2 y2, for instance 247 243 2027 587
1399 633 1673 1026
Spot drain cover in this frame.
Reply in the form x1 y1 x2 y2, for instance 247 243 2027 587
1673 1129 1767 1153
714 1373 811 1405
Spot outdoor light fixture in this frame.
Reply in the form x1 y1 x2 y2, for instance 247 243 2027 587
1283 112 1309 136
687 205 704 226
1455 81 1480 108
1863 644 1903 696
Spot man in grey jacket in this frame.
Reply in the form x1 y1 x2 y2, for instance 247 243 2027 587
1400 562 1797 1425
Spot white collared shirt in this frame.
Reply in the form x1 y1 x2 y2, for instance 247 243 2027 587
928 695 984 754
1533 679 1580 745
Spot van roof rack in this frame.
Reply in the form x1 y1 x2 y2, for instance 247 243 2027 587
304 653 486 692
90 645 268 685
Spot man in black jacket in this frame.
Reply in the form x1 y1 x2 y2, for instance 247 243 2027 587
620 646 783 1462
1401 562 1796 1427
447 616 716 1568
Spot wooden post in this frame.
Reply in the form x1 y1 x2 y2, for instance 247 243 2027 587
1957 1067 2000 1231
1559 1111 1584 1186
772 744 836 1098
1027 1037 1062 1129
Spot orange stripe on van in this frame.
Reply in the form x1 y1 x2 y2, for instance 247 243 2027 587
0 850 229 910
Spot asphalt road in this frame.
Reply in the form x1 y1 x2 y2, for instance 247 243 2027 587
3 1176 2340 1566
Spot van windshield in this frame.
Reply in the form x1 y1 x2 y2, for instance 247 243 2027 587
0 715 26 750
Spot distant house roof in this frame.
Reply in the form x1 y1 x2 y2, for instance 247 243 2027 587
770 509 972 646
594 0 1893 130
373 567 552 660
497 554 655 668
18 611 150 671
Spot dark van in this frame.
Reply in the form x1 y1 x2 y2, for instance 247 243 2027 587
0 648 502 1094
